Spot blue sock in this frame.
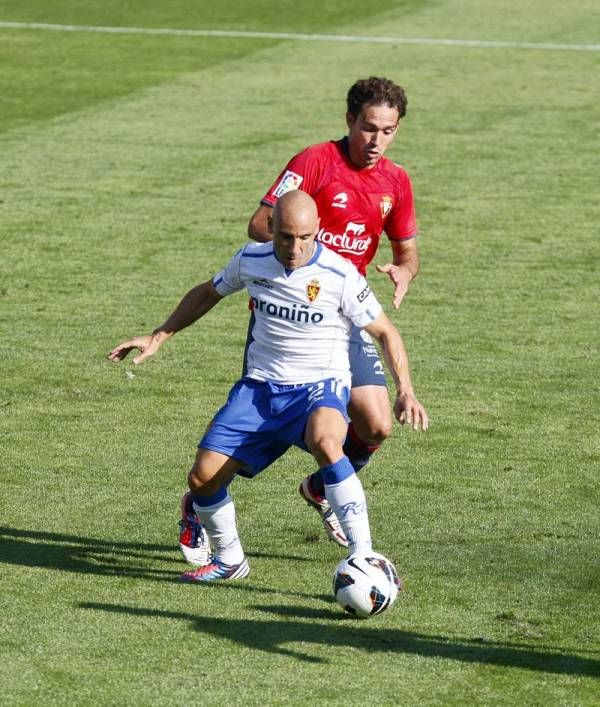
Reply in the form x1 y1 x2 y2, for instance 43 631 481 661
308 424 381 495
307 456 356 499
190 485 228 507
320 456 356 485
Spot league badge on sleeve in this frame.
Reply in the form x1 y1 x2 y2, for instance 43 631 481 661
273 170 303 198
307 279 321 303
380 195 393 217
357 284 371 303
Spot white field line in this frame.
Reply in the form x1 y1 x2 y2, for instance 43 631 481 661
0 20 599 52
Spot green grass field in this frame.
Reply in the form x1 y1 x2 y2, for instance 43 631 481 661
1 1 599 703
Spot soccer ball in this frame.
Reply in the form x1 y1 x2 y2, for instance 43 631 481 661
333 551 401 618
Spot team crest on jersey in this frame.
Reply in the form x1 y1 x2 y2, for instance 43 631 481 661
273 170 303 198
306 279 321 303
380 195 393 217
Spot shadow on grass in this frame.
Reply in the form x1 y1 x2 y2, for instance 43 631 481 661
79 600 600 676
0 526 312 586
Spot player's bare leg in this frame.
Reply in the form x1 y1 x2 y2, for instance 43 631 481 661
304 406 347 467
187 449 242 497
304 407 372 554
180 450 250 582
348 384 393 443
300 407 349 546
347 384 392 465
300 385 391 546
179 449 240 566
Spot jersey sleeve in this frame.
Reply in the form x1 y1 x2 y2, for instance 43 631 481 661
260 145 326 206
212 248 246 296
385 169 418 241
341 268 383 329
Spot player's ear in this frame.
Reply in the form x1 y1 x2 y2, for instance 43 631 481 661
345 111 355 130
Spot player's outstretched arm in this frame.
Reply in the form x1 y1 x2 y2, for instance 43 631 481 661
364 312 429 431
248 204 274 242
376 238 420 309
108 279 223 366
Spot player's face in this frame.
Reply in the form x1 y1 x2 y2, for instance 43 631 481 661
272 216 319 270
346 104 400 169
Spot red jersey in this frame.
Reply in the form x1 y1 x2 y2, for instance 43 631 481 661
261 138 417 275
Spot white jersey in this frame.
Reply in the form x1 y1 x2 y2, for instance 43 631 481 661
213 242 382 385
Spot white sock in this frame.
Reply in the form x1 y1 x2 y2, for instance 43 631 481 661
324 473 372 554
192 493 245 565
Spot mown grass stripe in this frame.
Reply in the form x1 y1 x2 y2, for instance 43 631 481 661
1 20 599 52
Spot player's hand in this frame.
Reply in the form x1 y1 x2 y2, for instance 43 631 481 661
107 334 162 365
376 263 412 309
394 392 429 431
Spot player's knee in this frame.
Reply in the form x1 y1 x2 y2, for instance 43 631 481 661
349 391 393 445
187 467 204 493
369 419 392 444
188 467 226 498
354 417 392 446
310 435 344 465
187 465 216 494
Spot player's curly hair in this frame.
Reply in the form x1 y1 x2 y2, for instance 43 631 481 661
347 77 407 119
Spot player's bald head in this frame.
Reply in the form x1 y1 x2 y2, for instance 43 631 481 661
272 190 319 235
269 191 320 269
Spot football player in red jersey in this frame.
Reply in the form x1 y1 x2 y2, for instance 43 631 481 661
244 77 425 547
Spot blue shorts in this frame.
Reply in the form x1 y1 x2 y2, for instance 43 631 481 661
199 377 350 477
349 325 387 388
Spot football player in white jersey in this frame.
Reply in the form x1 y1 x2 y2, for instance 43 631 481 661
109 191 428 582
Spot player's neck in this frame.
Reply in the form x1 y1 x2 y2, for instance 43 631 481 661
279 242 319 274
341 136 378 171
